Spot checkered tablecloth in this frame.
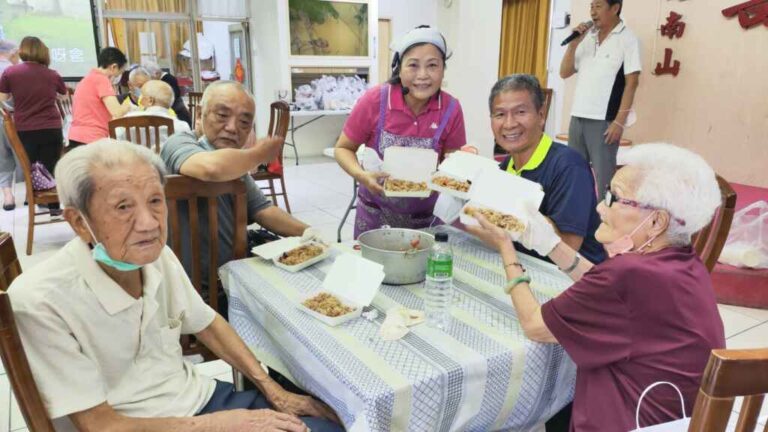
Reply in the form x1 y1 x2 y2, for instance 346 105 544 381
222 227 576 432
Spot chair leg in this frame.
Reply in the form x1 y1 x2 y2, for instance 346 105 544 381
268 179 278 206
26 199 34 255
338 182 358 243
233 368 245 391
279 176 291 214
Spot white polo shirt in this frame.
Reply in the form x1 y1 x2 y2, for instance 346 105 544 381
8 238 217 430
571 21 642 121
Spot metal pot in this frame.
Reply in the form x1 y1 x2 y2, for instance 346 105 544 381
358 227 435 285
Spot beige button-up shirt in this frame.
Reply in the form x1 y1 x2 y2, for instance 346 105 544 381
8 238 217 430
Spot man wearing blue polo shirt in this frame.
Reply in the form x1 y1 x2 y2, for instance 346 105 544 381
560 0 641 198
490 74 606 265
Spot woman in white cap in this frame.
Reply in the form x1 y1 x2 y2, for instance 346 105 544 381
334 25 466 237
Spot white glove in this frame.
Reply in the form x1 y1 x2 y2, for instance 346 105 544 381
300 227 326 245
517 203 561 256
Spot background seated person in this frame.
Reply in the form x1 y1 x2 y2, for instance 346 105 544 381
8 139 341 432
161 81 322 315
117 66 150 111
144 61 192 126
490 74 606 264
467 143 725 431
116 80 190 148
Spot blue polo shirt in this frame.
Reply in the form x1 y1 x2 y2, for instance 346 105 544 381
500 138 607 264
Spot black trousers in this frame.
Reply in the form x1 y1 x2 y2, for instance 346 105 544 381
17 128 63 209
17 128 63 177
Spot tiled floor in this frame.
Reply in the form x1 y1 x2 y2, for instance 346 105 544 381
1 158 767 430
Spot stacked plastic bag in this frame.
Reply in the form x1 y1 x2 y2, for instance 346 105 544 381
719 201 768 269
293 75 368 111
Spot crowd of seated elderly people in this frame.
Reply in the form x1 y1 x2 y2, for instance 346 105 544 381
3 40 729 431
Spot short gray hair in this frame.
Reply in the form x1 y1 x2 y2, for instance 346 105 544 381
201 80 253 116
55 139 167 215
129 66 151 84
0 40 17 56
142 61 162 78
141 80 174 108
621 143 721 246
488 74 544 113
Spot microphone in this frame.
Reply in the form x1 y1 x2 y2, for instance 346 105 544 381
401 86 410 96
561 21 593 46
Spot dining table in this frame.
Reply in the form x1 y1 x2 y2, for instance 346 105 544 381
221 226 577 431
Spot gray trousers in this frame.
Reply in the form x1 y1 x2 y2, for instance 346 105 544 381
568 116 618 198
0 119 17 188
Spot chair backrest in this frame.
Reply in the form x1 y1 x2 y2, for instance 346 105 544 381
691 175 738 272
542 88 554 128
0 234 55 432
55 87 74 122
188 91 203 129
1 108 36 203
0 233 21 291
268 101 291 161
108 115 175 154
164 174 247 312
689 348 768 432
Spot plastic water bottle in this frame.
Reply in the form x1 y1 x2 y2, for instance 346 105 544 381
425 232 453 329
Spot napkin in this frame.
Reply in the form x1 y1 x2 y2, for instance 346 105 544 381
380 307 425 341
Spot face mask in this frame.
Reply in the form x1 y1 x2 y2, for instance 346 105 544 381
604 211 658 258
112 75 122 85
131 88 141 98
82 215 142 271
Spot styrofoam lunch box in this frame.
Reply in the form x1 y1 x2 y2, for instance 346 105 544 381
250 237 329 272
297 254 385 326
382 147 438 198
273 242 330 272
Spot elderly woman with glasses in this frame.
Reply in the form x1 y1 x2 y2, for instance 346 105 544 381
466 143 725 432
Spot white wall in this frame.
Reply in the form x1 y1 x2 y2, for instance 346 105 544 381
379 0 438 42
545 0 573 137
250 0 289 139
202 21 233 81
438 0 503 156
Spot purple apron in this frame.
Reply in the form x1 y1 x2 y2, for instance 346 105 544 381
354 84 458 238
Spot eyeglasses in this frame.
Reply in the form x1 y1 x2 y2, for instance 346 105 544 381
604 186 686 226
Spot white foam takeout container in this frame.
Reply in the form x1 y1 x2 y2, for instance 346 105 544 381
251 237 330 272
382 146 438 198
459 169 545 233
428 151 500 200
298 254 385 326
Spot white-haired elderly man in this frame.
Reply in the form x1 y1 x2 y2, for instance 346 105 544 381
7 139 342 432
467 143 726 431
143 61 191 125
116 80 190 148
162 81 322 316
117 66 151 111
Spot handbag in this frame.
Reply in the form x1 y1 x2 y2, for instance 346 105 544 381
30 162 56 191
630 381 690 431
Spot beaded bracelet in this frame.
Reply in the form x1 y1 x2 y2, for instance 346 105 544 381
504 275 532 294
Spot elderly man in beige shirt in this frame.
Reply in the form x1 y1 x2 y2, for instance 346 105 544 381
115 79 190 148
7 140 342 432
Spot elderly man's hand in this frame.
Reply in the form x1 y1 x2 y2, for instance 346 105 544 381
209 408 307 432
358 171 389 195
267 387 341 424
254 136 285 163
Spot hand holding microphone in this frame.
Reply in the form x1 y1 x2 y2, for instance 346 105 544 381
561 21 593 46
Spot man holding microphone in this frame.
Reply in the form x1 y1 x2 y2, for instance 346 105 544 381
560 0 640 198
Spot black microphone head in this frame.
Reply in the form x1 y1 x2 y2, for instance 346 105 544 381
401 86 410 96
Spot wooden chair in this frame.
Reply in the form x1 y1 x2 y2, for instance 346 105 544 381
55 87 74 123
108 115 175 154
692 175 738 272
689 348 768 431
0 108 66 255
164 174 247 360
251 101 292 213
542 88 554 128
0 233 55 432
187 91 203 130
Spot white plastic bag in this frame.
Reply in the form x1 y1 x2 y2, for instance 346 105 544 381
719 201 768 269
630 381 690 431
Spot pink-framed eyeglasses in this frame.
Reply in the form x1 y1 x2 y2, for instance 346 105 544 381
605 186 686 226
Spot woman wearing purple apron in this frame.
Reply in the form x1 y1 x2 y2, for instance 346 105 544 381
335 26 467 238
